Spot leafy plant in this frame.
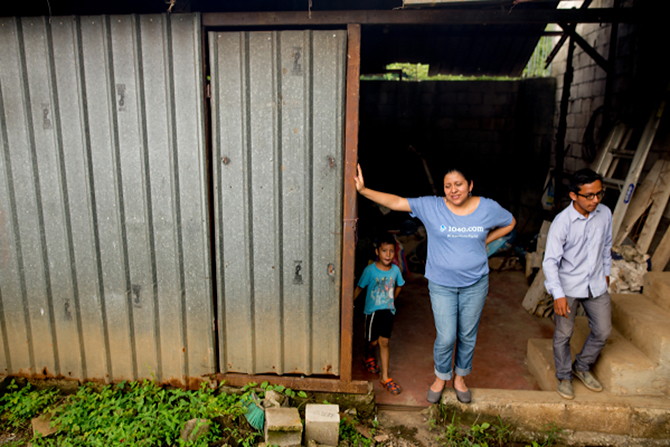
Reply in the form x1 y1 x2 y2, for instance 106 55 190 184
524 423 563 447
339 411 374 447
28 380 258 446
242 380 309 411
0 380 61 430
432 409 522 447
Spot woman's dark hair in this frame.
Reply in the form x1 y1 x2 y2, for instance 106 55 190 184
569 168 603 193
442 167 473 185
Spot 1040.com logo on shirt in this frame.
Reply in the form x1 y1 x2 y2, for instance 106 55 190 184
440 224 484 238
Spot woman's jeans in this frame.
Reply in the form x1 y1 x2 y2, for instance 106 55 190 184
428 275 488 381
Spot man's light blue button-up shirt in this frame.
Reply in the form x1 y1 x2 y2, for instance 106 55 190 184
542 202 612 300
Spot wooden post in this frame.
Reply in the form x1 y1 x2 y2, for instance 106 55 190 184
339 23 361 383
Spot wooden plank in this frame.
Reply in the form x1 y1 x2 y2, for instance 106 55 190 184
524 221 551 279
202 8 637 27
636 159 670 253
610 86 668 237
214 373 370 394
651 226 670 272
536 220 552 252
339 24 361 383
614 159 661 245
590 123 626 175
525 252 543 279
522 269 551 315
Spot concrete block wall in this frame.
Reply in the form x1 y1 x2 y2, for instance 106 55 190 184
359 78 555 236
550 0 668 181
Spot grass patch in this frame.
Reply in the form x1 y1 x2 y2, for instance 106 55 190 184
429 404 564 447
0 379 304 446
1 378 566 447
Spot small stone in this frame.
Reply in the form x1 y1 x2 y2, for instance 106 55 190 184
31 414 57 437
180 418 211 442
263 389 286 408
374 433 390 442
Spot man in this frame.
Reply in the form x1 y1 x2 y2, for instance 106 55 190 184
542 168 612 400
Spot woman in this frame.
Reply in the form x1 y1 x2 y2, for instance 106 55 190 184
354 163 516 403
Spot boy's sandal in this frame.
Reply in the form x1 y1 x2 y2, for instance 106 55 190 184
364 357 380 374
380 378 402 395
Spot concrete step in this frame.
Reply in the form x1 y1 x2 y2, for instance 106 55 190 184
642 271 670 313
434 388 670 445
612 292 670 367
572 317 664 396
527 322 663 397
526 338 556 392
526 337 622 395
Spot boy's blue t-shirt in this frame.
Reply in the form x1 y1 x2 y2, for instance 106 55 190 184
407 196 513 287
357 263 405 315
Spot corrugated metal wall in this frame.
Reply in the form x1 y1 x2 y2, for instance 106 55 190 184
209 30 346 376
0 14 213 384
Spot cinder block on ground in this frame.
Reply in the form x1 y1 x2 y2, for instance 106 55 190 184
264 407 302 447
305 403 340 446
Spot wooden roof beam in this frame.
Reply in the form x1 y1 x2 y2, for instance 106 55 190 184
203 8 641 27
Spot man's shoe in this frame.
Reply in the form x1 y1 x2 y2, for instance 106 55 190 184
557 379 574 400
573 369 603 392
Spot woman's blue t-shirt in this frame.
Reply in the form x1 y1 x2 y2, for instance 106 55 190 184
407 196 513 287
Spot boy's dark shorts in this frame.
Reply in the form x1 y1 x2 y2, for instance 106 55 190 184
365 309 394 342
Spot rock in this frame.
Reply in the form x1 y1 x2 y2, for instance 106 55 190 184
31 414 57 437
374 433 390 442
180 418 211 442
609 246 650 293
263 389 286 408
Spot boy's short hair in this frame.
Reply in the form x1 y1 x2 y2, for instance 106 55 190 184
569 168 603 193
375 232 396 248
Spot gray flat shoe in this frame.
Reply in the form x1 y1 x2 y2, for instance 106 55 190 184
454 387 471 404
426 388 443 404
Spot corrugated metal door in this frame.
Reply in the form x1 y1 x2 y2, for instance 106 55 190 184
0 14 213 384
209 30 346 375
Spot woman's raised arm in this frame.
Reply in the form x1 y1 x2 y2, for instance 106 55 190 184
354 164 411 213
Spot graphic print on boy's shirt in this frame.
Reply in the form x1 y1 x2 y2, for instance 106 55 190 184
369 276 395 309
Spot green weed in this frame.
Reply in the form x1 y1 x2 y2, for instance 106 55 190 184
339 411 375 447
26 380 258 446
430 406 561 447
0 380 61 430
524 423 563 447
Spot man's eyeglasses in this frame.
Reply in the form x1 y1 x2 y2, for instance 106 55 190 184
576 190 605 201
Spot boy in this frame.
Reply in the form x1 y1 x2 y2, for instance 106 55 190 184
354 233 405 395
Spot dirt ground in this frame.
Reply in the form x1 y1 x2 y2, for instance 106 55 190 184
375 408 442 447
